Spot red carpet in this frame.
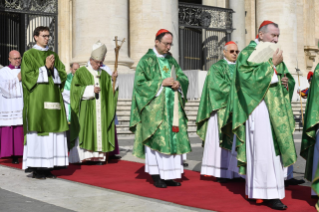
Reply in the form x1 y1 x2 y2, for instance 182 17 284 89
0 158 316 212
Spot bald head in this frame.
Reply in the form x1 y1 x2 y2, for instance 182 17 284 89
8 50 21 67
223 44 239 62
70 63 80 74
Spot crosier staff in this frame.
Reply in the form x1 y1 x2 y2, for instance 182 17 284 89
296 60 304 126
113 36 125 93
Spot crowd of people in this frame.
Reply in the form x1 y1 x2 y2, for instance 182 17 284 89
0 21 318 211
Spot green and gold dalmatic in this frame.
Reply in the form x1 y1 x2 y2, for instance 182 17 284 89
70 66 118 152
300 64 319 206
21 48 69 140
129 49 191 159
221 40 297 175
196 59 235 147
64 73 73 122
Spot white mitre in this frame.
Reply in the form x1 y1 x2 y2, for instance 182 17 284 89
91 40 107 61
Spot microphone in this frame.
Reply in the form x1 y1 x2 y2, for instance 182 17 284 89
95 82 99 100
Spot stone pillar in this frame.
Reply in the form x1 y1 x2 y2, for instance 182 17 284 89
256 0 298 75
72 0 133 72
229 0 245 50
296 0 306 75
58 0 72 73
303 0 319 70
129 0 179 68
202 0 228 8
244 0 256 44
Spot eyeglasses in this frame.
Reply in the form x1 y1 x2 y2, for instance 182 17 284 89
10 57 21 60
92 59 103 65
41 35 50 38
161 42 173 47
227 50 240 54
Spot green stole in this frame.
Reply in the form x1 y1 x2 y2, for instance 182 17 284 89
64 73 73 122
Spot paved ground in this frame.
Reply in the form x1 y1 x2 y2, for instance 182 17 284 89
0 134 309 212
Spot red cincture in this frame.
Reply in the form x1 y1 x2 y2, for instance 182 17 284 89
273 67 278 75
172 126 179 133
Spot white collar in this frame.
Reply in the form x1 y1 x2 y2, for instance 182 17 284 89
255 38 260 44
153 47 166 58
32 44 49 51
87 61 101 71
224 58 236 65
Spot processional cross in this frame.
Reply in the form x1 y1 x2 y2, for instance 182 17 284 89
113 36 125 93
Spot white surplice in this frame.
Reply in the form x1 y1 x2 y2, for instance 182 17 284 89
201 112 240 178
145 146 184 180
0 66 23 126
22 45 69 170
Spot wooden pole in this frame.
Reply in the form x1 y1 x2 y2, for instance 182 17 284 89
113 36 125 93
297 71 304 126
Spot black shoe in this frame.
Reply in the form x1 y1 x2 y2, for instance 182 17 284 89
267 199 287 210
45 171 57 179
164 180 181 186
182 162 188 167
12 156 19 164
32 171 46 180
96 161 105 165
25 167 33 173
217 178 229 183
285 178 305 186
312 195 319 199
151 175 167 188
109 155 122 160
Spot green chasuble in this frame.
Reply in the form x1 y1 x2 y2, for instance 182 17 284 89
221 40 297 175
21 48 69 139
301 64 319 182
130 49 191 159
64 73 73 122
70 66 117 152
196 59 235 146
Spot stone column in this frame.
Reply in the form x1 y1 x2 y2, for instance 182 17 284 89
256 0 298 75
58 0 72 73
303 0 319 70
244 0 256 44
202 0 228 8
72 0 133 72
129 0 179 68
229 0 246 50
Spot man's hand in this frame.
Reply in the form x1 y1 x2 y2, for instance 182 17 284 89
171 81 180 91
281 73 288 88
17 72 21 81
273 48 283 66
112 71 118 79
162 77 174 87
46 54 55 70
94 86 101 94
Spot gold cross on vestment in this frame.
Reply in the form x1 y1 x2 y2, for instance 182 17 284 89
163 66 169 73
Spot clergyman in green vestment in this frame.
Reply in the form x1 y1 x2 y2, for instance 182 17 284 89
68 41 118 165
62 63 80 150
222 21 298 210
196 41 240 182
129 29 191 188
300 64 319 201
22 26 69 179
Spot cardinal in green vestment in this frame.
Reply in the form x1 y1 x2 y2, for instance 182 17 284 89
300 64 319 202
21 26 69 180
196 41 240 182
68 41 118 165
221 21 298 209
130 29 191 188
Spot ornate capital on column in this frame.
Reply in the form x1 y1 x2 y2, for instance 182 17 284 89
304 46 319 69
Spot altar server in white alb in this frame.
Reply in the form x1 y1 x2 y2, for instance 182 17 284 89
0 50 24 164
196 41 240 183
21 26 69 179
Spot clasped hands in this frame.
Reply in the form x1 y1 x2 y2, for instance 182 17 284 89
45 54 55 70
162 77 180 91
273 48 288 88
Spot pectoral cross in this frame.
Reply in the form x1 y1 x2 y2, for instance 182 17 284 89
163 66 169 73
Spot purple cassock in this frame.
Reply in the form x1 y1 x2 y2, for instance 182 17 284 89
0 64 24 158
